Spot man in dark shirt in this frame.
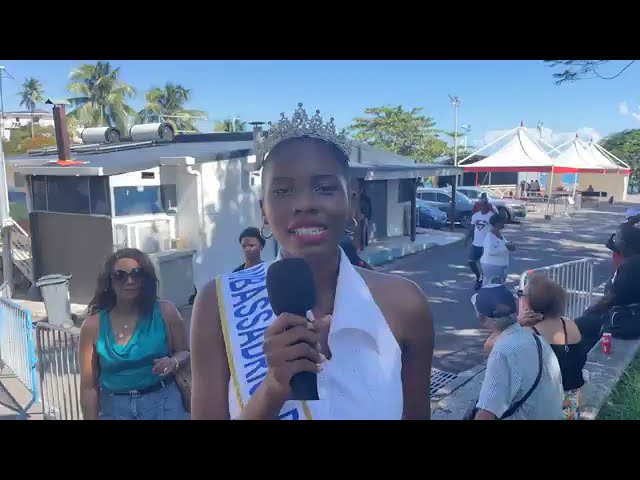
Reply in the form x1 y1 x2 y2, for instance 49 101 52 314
233 227 266 272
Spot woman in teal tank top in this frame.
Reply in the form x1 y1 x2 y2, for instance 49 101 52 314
78 248 190 420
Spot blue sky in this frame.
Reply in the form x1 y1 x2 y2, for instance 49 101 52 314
2 60 639 149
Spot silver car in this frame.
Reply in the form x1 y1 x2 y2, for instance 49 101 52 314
457 187 527 222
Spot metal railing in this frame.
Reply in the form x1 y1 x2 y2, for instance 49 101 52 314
35 322 82 420
519 258 595 319
0 283 38 403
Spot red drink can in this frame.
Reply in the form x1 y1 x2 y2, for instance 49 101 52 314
602 333 612 355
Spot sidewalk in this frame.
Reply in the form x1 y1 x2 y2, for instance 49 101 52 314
0 364 42 420
362 229 465 267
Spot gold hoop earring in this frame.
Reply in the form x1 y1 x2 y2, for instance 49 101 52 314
344 216 358 236
260 224 273 240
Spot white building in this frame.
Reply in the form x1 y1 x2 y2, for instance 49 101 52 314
1 110 55 140
10 132 460 304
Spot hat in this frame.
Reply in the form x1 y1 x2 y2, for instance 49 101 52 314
625 208 640 220
471 284 518 318
612 255 640 305
615 222 640 256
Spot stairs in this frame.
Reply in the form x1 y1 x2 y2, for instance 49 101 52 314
0 219 34 285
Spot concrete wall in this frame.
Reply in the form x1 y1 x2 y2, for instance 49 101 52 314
189 158 275 290
577 173 629 201
30 212 113 304
385 180 410 237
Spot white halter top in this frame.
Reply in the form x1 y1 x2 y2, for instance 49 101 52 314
216 248 403 420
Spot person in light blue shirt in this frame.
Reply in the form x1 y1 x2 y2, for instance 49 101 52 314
471 284 564 420
79 248 190 420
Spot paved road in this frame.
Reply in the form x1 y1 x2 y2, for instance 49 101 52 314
379 207 628 374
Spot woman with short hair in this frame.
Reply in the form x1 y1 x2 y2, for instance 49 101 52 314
480 212 515 286
518 273 586 420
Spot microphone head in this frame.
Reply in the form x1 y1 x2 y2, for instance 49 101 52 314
266 257 316 317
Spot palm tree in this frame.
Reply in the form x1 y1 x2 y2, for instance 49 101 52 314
18 77 45 139
138 83 206 133
67 61 136 135
213 117 246 133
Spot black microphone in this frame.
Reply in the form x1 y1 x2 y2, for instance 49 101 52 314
266 257 319 401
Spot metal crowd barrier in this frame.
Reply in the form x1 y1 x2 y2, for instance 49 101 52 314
519 258 595 320
0 284 39 404
35 322 82 420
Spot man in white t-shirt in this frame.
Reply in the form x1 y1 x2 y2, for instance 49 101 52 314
465 196 494 290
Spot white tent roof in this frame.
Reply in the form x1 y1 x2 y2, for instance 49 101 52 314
461 126 556 172
553 137 629 173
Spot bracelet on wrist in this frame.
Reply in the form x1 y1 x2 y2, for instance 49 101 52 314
171 356 180 371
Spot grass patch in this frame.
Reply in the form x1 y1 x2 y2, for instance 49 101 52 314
598 353 640 420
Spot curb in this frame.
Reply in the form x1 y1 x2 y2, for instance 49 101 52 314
364 237 463 267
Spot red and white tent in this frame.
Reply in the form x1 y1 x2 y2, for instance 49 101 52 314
553 136 631 174
460 125 577 174
549 136 631 200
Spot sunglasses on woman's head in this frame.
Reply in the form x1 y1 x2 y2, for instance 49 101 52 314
111 267 146 284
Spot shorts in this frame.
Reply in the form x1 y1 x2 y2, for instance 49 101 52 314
469 246 484 262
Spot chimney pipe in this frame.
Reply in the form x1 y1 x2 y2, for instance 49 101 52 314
46 99 72 162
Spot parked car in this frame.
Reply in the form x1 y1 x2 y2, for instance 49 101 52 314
457 186 527 222
416 200 448 229
416 187 474 227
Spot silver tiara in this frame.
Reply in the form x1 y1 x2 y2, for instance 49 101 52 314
263 103 352 158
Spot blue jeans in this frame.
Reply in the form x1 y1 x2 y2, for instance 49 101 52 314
99 381 188 420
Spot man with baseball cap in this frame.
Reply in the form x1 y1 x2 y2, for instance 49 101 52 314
604 216 640 294
470 285 564 420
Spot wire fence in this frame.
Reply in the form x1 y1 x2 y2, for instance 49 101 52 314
519 258 595 319
35 322 82 420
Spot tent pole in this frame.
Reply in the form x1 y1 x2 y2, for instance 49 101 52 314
459 126 519 165
593 143 630 169
545 166 556 216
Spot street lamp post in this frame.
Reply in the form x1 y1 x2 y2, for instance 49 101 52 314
448 95 461 230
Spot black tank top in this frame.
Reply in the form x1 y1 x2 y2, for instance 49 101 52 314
532 318 586 391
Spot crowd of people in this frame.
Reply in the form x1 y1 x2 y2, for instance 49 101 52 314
76 102 640 421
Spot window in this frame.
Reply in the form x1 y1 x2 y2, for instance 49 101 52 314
420 192 437 201
436 193 451 203
463 189 479 199
90 176 110 216
397 179 416 203
114 185 163 216
32 176 47 211
47 177 90 214
160 184 177 213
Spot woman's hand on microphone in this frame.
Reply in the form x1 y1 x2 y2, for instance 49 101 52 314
262 313 326 400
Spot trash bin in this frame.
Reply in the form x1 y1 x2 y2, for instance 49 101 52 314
36 274 73 328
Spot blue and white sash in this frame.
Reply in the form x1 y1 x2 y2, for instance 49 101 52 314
216 262 313 420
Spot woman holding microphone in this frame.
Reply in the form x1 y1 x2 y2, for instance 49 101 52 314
190 104 435 420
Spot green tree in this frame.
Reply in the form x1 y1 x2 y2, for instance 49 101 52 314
600 129 640 186
67 61 136 134
347 106 448 163
17 77 45 139
138 83 206 133
544 60 637 84
213 117 246 132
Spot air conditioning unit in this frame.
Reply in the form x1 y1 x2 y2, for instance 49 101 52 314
113 220 173 253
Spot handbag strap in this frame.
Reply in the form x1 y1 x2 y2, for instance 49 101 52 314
500 333 543 420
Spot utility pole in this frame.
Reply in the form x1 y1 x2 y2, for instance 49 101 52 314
448 95 461 231
0 66 14 296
